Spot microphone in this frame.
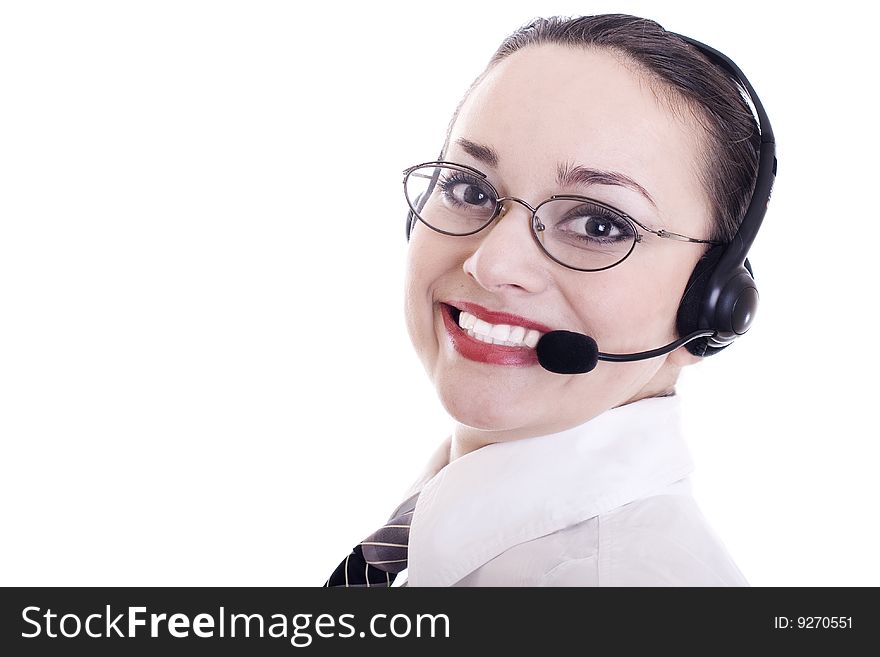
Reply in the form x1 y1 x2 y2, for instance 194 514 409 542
535 329 716 375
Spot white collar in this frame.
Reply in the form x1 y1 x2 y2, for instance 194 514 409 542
407 395 695 587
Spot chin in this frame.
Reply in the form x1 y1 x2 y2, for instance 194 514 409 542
432 375 531 431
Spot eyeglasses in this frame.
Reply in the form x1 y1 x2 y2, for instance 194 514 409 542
403 160 723 272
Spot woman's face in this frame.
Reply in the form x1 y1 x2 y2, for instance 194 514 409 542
404 44 713 441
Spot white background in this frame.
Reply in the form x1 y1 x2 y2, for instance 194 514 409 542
1 0 877 587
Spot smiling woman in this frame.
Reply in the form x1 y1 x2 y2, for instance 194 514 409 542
324 13 775 587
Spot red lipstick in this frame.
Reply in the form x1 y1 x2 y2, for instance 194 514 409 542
450 301 555 334
440 302 548 367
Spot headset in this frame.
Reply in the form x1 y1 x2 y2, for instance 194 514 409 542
405 32 776 358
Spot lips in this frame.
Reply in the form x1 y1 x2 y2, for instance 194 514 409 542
440 302 545 367
446 301 555 334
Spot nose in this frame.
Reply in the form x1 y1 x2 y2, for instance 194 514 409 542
462 197 549 295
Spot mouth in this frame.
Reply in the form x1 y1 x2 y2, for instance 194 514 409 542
440 302 547 350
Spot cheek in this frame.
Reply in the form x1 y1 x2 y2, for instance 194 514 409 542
403 248 430 343
404 228 471 298
404 233 441 307
574 253 696 347
403 232 458 349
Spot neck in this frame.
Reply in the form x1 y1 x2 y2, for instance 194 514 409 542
450 409 600 462
449 385 677 463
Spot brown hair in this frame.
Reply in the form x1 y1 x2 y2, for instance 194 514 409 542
439 14 760 243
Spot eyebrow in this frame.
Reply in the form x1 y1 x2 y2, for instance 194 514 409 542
454 137 657 209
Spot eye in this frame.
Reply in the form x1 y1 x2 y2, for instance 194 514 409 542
582 216 622 240
437 172 495 211
556 203 635 244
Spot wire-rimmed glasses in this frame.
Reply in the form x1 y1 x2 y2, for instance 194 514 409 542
403 160 723 272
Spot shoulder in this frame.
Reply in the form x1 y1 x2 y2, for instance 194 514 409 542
596 482 749 587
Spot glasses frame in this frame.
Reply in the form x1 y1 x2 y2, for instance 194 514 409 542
403 160 725 272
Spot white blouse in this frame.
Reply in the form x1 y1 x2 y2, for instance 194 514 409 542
393 394 748 587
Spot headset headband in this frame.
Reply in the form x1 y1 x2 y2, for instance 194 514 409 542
671 34 777 349
673 33 777 246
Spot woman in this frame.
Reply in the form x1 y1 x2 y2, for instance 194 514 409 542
325 13 774 587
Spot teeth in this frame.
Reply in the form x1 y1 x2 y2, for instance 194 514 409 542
457 310 544 348
473 318 492 336
490 323 510 341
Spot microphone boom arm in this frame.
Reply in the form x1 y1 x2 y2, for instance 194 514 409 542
597 330 716 362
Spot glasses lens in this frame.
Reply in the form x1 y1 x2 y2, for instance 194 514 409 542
404 164 497 235
534 198 637 271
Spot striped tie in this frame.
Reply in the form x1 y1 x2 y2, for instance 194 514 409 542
323 491 418 587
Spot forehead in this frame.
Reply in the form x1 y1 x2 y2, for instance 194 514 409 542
449 44 709 229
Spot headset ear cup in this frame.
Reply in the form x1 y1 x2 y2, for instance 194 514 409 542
676 245 726 358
